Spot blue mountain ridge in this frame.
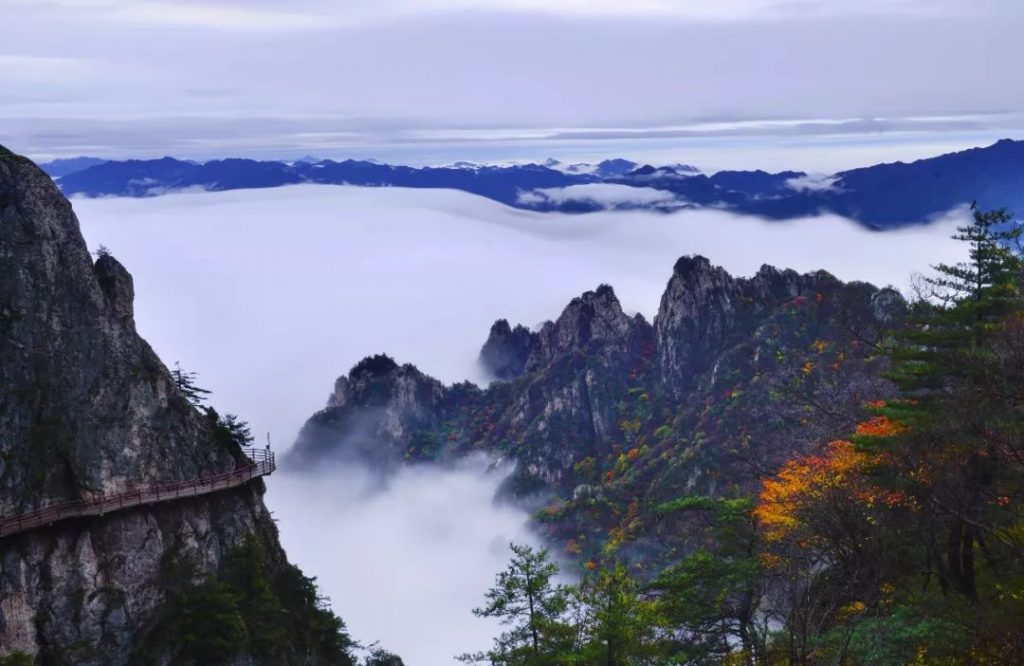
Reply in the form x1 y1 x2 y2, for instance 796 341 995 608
43 139 1024 228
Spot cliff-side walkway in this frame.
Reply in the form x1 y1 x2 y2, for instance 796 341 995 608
0 448 275 538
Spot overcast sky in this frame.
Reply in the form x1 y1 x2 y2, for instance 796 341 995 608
3 0 1021 170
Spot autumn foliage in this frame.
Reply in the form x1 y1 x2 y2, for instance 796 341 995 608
754 440 872 544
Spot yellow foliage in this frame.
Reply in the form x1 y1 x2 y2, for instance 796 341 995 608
753 440 912 545
754 441 870 542
838 600 867 620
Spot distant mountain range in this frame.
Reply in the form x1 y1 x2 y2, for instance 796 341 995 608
43 139 1024 228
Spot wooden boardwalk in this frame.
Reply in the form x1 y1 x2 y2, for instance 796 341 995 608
0 448 275 538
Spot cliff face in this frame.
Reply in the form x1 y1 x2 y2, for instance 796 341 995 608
290 247 905 557
0 147 238 516
0 147 346 665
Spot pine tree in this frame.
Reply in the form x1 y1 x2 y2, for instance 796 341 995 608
652 497 767 665
172 361 212 407
880 205 1023 602
459 543 570 666
576 564 666 666
891 205 1021 394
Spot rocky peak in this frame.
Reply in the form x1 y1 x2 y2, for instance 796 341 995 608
479 319 536 381
655 256 857 395
871 286 907 323
654 256 746 393
751 263 808 298
290 354 451 469
332 354 445 412
93 252 135 326
525 284 646 372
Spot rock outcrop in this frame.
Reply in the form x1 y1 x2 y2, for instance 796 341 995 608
479 320 535 380
652 256 892 396
523 285 651 373
290 354 457 470
0 146 355 665
0 149 237 517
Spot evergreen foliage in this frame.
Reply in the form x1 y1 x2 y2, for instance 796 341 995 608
459 543 572 666
205 406 254 453
153 535 357 666
171 361 213 407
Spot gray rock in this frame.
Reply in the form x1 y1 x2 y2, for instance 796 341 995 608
479 319 535 381
290 354 453 470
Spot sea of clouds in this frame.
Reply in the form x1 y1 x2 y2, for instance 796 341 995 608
75 184 968 663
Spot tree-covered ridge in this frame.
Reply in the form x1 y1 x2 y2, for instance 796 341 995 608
294 255 902 514
134 534 357 665
466 207 1024 664
747 206 1024 662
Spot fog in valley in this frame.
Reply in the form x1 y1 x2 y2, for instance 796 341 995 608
268 457 537 663
75 184 969 663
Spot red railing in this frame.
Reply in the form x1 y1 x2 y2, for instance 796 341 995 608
0 448 275 538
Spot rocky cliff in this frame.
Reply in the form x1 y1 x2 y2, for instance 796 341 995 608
0 146 358 665
290 249 905 560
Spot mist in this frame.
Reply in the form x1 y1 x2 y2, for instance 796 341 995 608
266 457 539 663
73 184 968 663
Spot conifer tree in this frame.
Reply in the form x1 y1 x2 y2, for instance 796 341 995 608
576 564 666 666
879 205 1023 601
459 543 571 666
172 361 213 407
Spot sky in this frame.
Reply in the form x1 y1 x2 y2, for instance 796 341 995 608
75 184 969 662
3 0 1022 171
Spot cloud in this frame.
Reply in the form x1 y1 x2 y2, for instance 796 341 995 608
517 183 680 208
266 457 542 664
785 173 840 192
7 0 984 26
110 2 328 31
0 55 99 83
6 0 329 31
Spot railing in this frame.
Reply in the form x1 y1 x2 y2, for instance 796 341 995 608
0 448 275 539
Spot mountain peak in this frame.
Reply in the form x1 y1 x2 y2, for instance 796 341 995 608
350 353 400 378
480 319 536 381
672 254 714 277
93 252 135 326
